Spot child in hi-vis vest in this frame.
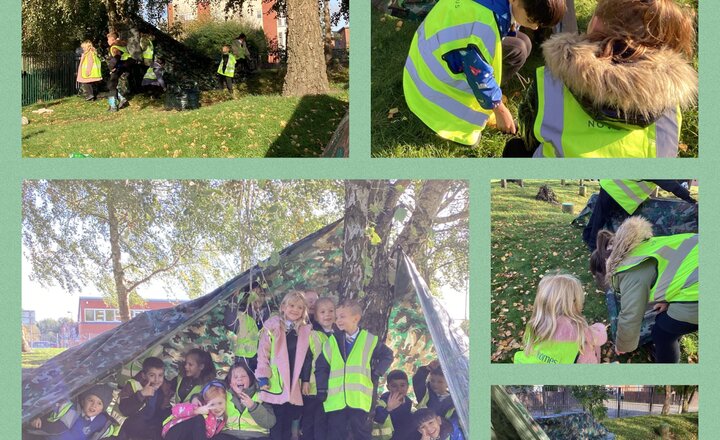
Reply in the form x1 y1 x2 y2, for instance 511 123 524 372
162 381 227 439
77 40 103 101
216 362 276 439
169 348 217 405
514 274 607 364
118 356 173 440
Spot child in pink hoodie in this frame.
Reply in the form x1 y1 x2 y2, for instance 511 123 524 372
162 381 227 440
255 290 313 440
514 273 608 364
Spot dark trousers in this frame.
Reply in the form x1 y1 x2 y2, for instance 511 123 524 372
502 137 533 157
218 74 233 92
118 413 163 440
269 402 301 440
582 188 625 251
300 396 327 440
327 408 371 440
653 311 698 363
501 32 532 86
163 415 207 440
80 83 98 99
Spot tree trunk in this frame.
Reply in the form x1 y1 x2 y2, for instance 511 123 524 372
682 386 696 413
107 187 131 322
395 181 447 265
22 327 31 352
323 0 334 65
661 385 672 415
283 0 330 96
339 181 373 301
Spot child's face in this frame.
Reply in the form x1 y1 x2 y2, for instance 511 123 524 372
429 373 449 395
335 307 361 332
143 367 165 388
82 395 104 418
205 395 226 417
230 368 251 394
185 355 202 378
316 302 335 328
388 379 409 397
107 36 115 46
222 46 230 54
417 416 442 438
510 0 539 30
281 298 305 322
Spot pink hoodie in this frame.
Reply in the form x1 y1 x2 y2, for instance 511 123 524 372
161 402 226 438
255 315 312 405
551 317 608 363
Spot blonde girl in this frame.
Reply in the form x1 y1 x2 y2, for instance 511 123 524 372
255 291 313 440
77 40 103 101
162 381 227 439
514 274 607 364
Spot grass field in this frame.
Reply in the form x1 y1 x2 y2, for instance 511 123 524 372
22 348 65 369
603 413 698 440
22 69 349 158
371 0 698 158
490 180 698 363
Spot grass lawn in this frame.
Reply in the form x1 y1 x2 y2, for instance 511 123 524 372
371 0 698 158
603 413 698 440
22 348 66 369
22 69 349 158
490 180 698 363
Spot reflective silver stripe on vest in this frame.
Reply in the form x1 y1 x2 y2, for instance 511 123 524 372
405 56 489 126
654 235 698 300
415 22 498 94
539 69 565 157
654 107 679 158
683 267 698 289
613 180 653 206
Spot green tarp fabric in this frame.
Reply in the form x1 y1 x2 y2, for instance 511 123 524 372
396 252 469 435
491 386 550 440
535 412 615 440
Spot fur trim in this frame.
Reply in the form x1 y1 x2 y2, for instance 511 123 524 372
605 216 654 284
542 33 698 119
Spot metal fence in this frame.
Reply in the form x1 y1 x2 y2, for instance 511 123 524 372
22 52 79 106
514 386 699 419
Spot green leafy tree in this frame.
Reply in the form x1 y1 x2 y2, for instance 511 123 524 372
569 386 609 420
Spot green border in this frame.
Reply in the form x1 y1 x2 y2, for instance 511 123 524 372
2 0 717 438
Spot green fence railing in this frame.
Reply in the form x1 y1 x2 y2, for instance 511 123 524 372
22 52 79 106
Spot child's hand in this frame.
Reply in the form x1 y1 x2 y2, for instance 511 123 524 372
194 404 210 416
493 103 517 134
141 383 157 397
239 392 255 409
30 418 42 429
386 392 405 412
190 396 203 406
301 382 311 396
653 302 669 314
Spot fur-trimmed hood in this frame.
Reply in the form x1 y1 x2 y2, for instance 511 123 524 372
542 33 698 125
605 216 654 284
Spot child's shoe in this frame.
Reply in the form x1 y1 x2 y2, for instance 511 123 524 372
107 97 118 112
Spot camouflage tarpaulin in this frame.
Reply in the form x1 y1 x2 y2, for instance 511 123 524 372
491 386 550 440
571 194 698 237
535 412 615 440
396 252 469 435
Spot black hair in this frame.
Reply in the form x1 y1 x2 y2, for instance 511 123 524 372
225 362 257 389
520 0 566 28
184 348 217 382
238 33 246 40
387 370 409 383
142 356 165 372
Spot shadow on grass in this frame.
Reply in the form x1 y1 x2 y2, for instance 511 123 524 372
22 129 46 141
265 94 347 157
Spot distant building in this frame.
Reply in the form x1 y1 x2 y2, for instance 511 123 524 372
77 296 182 343
168 0 287 63
334 26 350 50
22 310 36 326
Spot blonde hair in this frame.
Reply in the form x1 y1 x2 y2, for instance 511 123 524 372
314 296 336 309
81 40 95 52
203 384 226 401
338 299 363 317
591 0 696 62
523 274 590 356
280 290 309 325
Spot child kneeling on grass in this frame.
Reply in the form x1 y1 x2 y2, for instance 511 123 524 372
514 273 607 364
25 384 121 440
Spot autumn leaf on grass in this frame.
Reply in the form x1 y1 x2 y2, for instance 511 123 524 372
387 108 399 119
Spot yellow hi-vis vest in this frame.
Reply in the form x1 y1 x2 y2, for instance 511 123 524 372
126 378 149 412
600 180 657 215
142 40 154 61
233 313 260 358
308 330 328 395
513 336 580 365
225 392 268 434
171 377 203 404
416 389 456 420
80 52 103 80
218 53 236 77
143 67 157 81
403 0 502 145
48 402 120 438
371 398 394 440
533 66 681 158
109 44 131 61
613 234 698 303
323 330 378 413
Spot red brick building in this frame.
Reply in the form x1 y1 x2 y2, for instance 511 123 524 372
77 297 182 343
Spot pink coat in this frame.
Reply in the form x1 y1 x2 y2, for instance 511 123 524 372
161 402 226 438
552 317 608 363
76 51 101 83
255 315 311 405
